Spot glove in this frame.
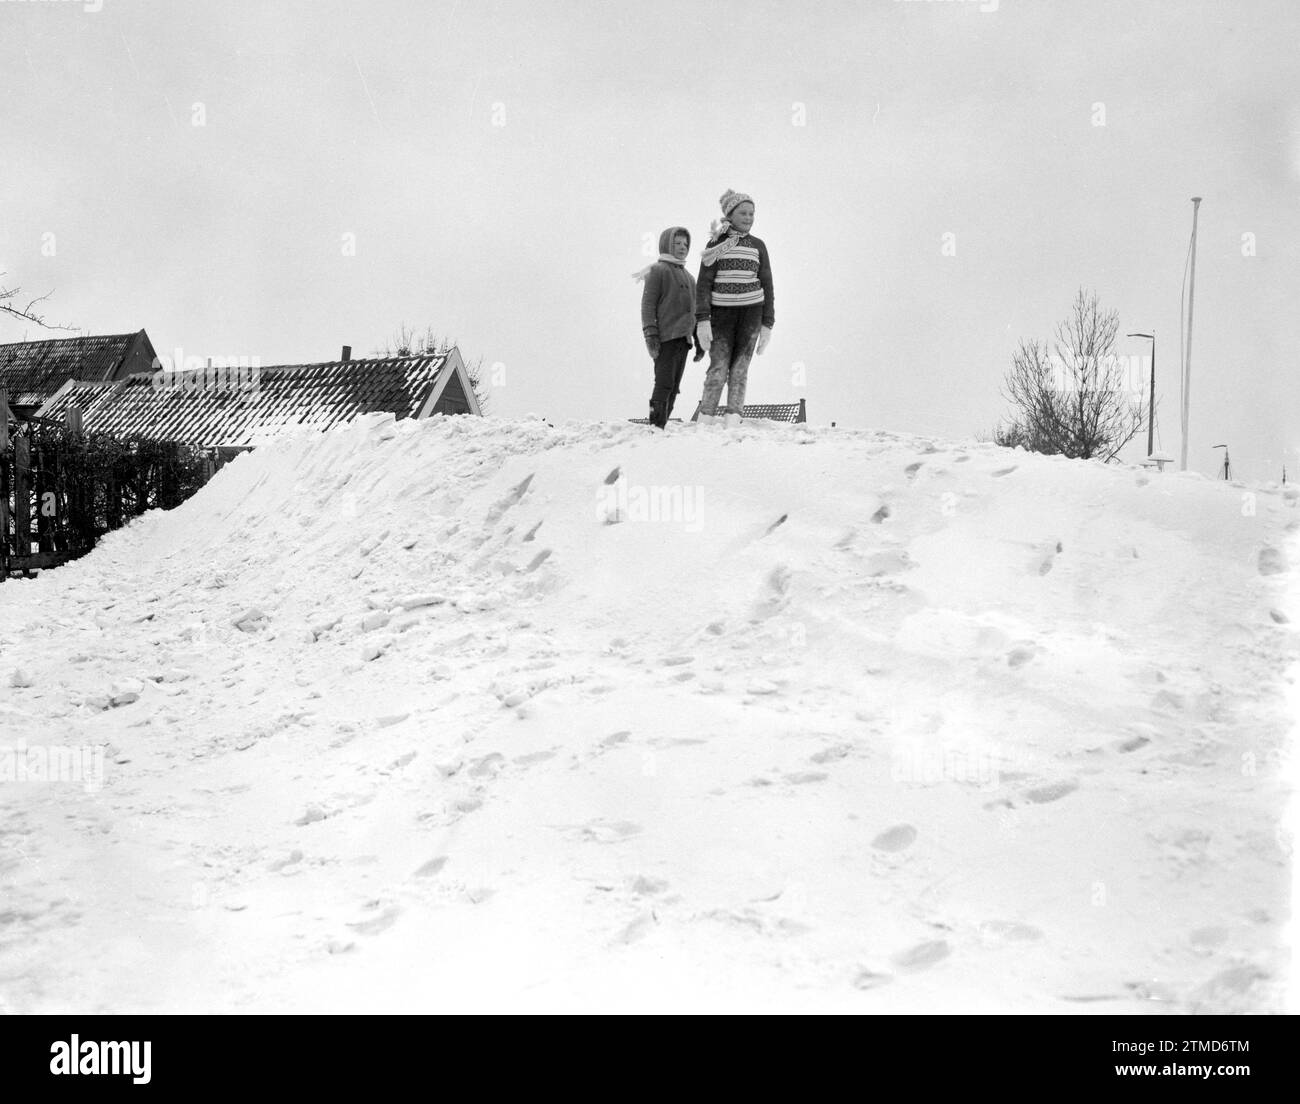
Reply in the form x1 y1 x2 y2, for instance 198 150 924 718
645 334 660 360
696 320 712 351
756 325 772 355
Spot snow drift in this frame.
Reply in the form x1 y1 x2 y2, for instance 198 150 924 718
0 414 1295 1013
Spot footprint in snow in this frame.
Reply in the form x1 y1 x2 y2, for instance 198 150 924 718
871 504 891 523
382 751 417 773
1186 965 1270 1013
1257 547 1286 576
871 824 918 852
523 549 552 572
752 566 792 621
1006 644 1038 667
268 849 304 873
414 856 448 877
468 753 506 779
892 939 950 970
810 744 851 764
992 466 1018 477
784 771 828 785
485 474 535 525
616 909 657 945
1023 779 1078 804
1188 926 1228 952
347 904 402 936
580 821 643 843
448 795 483 817
513 749 557 766
865 549 913 577
722 516 790 557
904 461 924 479
1035 541 1063 576
977 920 1043 944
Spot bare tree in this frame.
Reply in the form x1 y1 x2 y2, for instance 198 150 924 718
376 324 489 413
0 273 77 331
999 288 1145 462
985 416 1059 454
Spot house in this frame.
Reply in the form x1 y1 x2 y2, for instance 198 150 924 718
36 346 481 457
0 330 158 419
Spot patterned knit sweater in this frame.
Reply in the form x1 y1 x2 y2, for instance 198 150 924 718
695 233 774 328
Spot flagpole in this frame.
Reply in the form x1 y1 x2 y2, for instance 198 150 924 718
1181 196 1202 472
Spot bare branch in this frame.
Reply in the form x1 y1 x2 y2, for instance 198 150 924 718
0 273 79 331
375 323 490 413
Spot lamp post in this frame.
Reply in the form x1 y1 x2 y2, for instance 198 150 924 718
1127 331 1155 457
1212 444 1229 481
1181 197 1203 472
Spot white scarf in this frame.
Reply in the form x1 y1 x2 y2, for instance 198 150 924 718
701 219 743 267
631 253 685 282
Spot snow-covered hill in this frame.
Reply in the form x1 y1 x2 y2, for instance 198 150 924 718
1 415 1295 1013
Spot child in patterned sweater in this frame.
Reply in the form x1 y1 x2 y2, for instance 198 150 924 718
693 189 774 426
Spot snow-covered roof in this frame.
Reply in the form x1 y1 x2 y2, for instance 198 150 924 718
0 330 155 407
36 351 476 449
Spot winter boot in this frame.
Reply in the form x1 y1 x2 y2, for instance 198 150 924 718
723 412 742 429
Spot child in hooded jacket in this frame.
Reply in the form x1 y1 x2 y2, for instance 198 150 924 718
637 226 697 428
694 189 774 425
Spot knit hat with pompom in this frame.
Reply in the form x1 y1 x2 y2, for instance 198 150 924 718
719 189 754 218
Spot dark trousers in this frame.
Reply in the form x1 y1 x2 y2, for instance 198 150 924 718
699 303 763 416
649 337 690 427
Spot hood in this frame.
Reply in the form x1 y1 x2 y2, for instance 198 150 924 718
658 226 691 257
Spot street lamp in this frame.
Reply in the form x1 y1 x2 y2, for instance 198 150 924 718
1212 444 1230 481
1127 331 1155 457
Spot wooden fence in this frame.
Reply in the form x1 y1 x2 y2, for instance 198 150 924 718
2 388 216 579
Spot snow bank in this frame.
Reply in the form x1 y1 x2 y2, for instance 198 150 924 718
0 414 1294 1012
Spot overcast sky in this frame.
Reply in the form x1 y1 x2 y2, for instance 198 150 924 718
3 0 1297 480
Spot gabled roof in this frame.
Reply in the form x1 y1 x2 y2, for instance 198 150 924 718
0 331 153 406
37 351 473 449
